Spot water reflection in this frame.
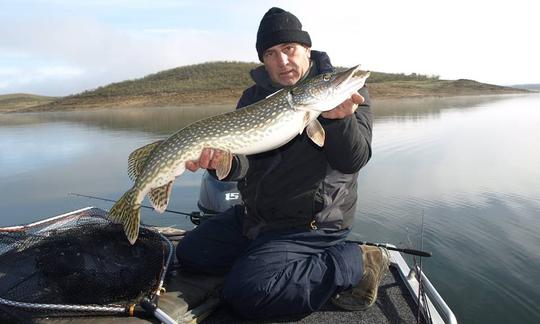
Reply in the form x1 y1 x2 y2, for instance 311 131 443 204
1 95 519 135
373 94 524 121
0 105 233 134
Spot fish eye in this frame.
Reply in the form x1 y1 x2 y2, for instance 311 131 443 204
323 73 331 81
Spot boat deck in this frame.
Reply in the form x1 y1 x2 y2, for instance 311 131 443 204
204 265 427 324
30 254 427 324
1 208 450 324
32 257 428 324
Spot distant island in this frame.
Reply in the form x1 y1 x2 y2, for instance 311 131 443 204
0 61 530 113
511 84 540 91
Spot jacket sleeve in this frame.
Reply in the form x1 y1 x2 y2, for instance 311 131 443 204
319 86 373 174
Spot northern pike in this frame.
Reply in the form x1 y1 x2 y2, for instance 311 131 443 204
108 65 370 244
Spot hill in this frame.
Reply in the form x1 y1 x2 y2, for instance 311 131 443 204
34 62 258 111
367 78 526 98
2 62 529 112
0 93 57 112
511 84 540 91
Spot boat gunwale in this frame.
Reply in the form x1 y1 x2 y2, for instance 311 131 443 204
389 247 458 324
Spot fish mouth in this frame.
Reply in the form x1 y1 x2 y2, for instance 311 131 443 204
332 65 370 94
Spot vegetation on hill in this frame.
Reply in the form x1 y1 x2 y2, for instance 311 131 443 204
1 62 529 112
72 62 441 99
73 62 258 98
0 93 57 112
367 78 521 98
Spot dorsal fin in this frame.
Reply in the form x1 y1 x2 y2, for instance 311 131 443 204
127 140 164 181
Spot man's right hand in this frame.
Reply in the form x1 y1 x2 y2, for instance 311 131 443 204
186 148 228 172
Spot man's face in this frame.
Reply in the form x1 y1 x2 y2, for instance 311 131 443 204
262 43 311 87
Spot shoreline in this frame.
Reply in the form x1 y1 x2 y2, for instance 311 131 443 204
1 86 531 114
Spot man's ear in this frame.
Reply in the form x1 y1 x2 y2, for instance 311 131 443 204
306 46 311 59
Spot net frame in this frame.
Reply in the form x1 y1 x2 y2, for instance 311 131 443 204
0 207 173 317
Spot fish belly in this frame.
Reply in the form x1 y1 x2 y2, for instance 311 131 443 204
232 112 305 155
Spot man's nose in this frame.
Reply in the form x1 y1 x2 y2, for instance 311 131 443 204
276 52 289 66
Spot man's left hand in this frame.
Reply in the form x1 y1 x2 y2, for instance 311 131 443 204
321 92 364 119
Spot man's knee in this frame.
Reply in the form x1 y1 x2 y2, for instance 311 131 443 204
176 209 249 275
176 232 208 273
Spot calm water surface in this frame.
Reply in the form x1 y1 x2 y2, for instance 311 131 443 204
1 95 539 324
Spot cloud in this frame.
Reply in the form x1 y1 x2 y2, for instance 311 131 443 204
267 0 540 85
0 15 255 95
0 65 84 83
1 0 539 95
0 64 85 95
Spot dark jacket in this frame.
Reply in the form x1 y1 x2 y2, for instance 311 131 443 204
223 51 372 238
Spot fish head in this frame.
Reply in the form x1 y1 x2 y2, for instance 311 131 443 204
290 65 370 112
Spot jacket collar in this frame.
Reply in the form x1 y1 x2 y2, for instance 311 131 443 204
249 50 334 92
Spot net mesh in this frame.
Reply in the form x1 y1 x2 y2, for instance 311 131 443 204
0 207 171 320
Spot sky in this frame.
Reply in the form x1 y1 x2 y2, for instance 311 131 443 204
0 0 539 96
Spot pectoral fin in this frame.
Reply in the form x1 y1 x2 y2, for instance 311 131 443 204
215 151 233 180
306 119 325 147
300 111 311 135
128 140 164 181
148 181 173 213
294 104 314 112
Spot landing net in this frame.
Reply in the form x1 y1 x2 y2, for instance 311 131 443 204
0 207 173 321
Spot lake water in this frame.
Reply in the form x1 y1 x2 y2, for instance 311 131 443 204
1 95 539 324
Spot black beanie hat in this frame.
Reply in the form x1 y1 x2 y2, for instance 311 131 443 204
256 7 312 62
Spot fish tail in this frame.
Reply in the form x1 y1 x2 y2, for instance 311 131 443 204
108 188 141 245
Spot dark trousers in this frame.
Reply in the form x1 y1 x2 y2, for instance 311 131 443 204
176 206 363 319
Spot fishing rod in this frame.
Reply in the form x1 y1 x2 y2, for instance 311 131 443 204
416 211 432 324
69 192 213 225
68 192 212 222
70 192 432 257
346 240 432 258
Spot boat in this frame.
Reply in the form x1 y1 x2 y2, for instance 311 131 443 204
0 173 457 324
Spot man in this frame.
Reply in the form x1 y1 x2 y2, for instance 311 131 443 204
177 7 389 319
